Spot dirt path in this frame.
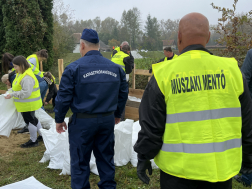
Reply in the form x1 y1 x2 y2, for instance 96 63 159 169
0 130 30 160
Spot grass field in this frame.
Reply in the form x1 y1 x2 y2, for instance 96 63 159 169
0 51 249 188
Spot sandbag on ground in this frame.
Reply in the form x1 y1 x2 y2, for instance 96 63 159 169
0 95 26 137
41 119 135 175
0 92 54 137
0 176 51 189
114 119 134 166
131 121 159 169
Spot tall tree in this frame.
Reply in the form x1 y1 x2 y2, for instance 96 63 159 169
2 0 47 57
52 0 75 61
160 19 179 41
0 1 5 73
211 0 252 65
38 0 54 71
121 7 141 49
144 14 161 50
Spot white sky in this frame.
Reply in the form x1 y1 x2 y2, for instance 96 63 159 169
61 0 251 25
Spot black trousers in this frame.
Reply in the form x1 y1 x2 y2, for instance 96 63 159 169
21 111 38 126
160 170 232 189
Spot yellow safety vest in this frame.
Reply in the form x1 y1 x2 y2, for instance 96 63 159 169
162 53 178 62
12 68 42 112
152 50 243 182
111 46 121 58
27 54 44 78
111 51 129 72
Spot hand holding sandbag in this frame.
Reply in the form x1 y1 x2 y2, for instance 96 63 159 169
137 159 152 184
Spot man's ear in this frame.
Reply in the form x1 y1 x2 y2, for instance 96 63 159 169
178 31 182 45
81 41 85 50
206 31 211 44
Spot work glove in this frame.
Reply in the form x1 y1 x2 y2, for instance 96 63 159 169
137 159 152 184
240 165 252 174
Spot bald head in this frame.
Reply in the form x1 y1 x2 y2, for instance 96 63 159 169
178 13 210 53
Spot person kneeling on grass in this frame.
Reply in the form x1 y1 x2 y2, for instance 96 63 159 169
43 72 58 108
4 56 43 148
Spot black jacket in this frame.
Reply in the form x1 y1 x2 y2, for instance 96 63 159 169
134 44 252 168
149 53 175 73
112 50 134 74
45 82 58 103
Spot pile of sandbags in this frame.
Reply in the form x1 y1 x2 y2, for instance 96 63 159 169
40 119 158 176
0 93 53 137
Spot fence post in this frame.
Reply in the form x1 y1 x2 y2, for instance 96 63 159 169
39 61 43 71
132 63 136 89
58 59 64 84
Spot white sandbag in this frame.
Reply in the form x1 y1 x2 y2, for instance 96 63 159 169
0 95 26 137
35 109 54 129
90 152 99 175
39 126 58 163
0 176 51 189
47 131 66 169
114 119 134 166
131 121 159 169
130 121 141 167
47 118 69 170
128 96 141 102
60 128 71 175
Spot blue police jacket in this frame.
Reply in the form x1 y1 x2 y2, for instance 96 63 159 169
54 50 128 123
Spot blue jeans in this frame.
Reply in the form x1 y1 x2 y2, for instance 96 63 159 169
39 80 48 110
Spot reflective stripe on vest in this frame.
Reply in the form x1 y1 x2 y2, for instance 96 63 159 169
166 107 241 123
152 50 244 182
161 138 241 153
27 55 44 78
32 87 40 92
14 96 41 103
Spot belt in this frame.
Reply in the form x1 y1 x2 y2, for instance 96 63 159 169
76 111 114 119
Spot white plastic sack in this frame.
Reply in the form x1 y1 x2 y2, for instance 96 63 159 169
60 128 71 175
128 96 141 102
35 109 54 130
90 152 99 175
0 176 51 189
130 121 159 169
130 121 141 167
114 119 134 166
0 95 26 137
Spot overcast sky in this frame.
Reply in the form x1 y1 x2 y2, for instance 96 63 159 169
61 0 251 26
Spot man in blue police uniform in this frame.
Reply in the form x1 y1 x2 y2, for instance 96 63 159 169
54 29 128 189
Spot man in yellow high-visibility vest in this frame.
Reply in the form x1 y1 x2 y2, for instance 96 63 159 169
149 47 178 73
134 12 252 189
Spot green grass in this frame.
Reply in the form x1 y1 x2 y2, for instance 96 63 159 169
0 143 248 189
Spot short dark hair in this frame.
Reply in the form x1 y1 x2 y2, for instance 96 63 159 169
12 56 30 74
36 49 48 59
164 47 172 52
121 44 130 52
2 53 14 74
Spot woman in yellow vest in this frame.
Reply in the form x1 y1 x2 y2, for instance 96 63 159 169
27 49 49 110
5 56 43 148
